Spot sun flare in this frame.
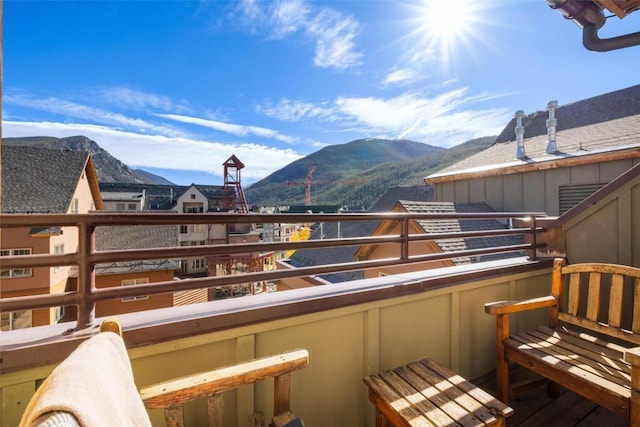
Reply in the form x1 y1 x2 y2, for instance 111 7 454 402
423 0 474 41
409 0 488 69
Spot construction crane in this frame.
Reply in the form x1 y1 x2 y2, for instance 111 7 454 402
285 166 316 206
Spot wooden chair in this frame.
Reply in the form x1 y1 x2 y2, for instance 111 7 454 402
140 349 309 427
20 318 309 427
485 258 640 424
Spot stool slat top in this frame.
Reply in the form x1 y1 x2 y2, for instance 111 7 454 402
364 358 513 427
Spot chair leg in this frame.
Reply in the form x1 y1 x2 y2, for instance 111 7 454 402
547 381 562 398
495 314 510 404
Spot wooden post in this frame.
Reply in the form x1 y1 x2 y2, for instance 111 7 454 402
207 394 223 427
274 373 291 416
626 349 640 426
164 405 185 427
549 258 565 328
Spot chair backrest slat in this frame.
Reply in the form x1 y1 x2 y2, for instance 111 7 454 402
567 272 581 316
608 273 624 328
586 272 602 321
633 278 640 334
557 261 640 345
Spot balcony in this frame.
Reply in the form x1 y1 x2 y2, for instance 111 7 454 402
0 211 618 426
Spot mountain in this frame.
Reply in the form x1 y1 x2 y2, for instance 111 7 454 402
244 136 495 210
130 168 175 185
2 136 174 185
3 134 495 209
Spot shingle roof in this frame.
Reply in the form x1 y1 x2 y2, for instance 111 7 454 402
98 182 226 211
428 85 640 181
1 146 90 213
94 225 180 275
495 85 640 144
398 201 524 265
287 186 433 283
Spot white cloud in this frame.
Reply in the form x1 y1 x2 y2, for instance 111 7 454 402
91 85 192 114
271 0 310 38
235 0 309 39
233 1 362 70
333 88 509 146
157 113 297 144
261 87 510 147
382 68 425 87
2 121 303 181
257 99 336 122
307 9 362 69
4 91 186 137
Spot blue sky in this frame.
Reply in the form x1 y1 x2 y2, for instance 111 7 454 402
3 1 639 185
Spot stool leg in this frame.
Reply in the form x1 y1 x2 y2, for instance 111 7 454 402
375 409 392 427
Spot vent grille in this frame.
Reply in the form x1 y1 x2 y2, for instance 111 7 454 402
559 183 606 214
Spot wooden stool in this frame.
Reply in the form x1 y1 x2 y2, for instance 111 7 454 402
364 358 513 427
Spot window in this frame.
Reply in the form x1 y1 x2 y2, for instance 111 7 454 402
190 224 205 233
70 198 79 214
128 203 137 211
190 194 196 199
54 243 65 272
1 248 33 278
55 306 65 323
1 310 32 331
121 278 149 302
192 259 206 269
116 203 126 211
180 225 188 234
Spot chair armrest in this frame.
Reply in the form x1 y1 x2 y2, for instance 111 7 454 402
625 347 640 367
140 349 309 409
485 295 557 315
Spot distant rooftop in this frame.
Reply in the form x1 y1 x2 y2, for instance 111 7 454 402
427 85 640 183
99 182 227 211
94 225 180 275
1 146 92 214
397 201 524 265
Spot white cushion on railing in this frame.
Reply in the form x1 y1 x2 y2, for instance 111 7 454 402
19 332 151 427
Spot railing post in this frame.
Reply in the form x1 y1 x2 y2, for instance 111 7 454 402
401 218 409 261
528 216 538 261
76 221 96 330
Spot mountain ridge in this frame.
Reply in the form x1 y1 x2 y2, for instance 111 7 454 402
2 136 174 185
244 136 495 209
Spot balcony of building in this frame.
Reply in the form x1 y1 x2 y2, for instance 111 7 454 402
0 206 636 426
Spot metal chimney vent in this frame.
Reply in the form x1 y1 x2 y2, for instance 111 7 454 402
546 100 559 154
515 110 526 159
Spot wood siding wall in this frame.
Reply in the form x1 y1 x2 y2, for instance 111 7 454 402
564 175 640 267
434 158 638 216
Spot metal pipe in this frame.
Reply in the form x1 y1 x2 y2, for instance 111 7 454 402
515 110 526 160
583 24 640 52
546 100 559 154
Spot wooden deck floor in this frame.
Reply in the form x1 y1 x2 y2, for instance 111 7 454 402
476 367 628 427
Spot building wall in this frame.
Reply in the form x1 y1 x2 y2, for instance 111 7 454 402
434 158 637 215
564 174 640 267
95 270 175 317
71 169 99 213
1 228 50 294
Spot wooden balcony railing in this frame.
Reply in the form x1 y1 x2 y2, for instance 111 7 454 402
0 211 546 332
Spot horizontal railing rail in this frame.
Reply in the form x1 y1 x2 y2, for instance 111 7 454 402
0 211 546 331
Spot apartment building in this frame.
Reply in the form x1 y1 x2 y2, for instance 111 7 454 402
0 146 104 329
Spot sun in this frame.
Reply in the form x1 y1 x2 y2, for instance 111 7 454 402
423 0 474 41
408 0 487 69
